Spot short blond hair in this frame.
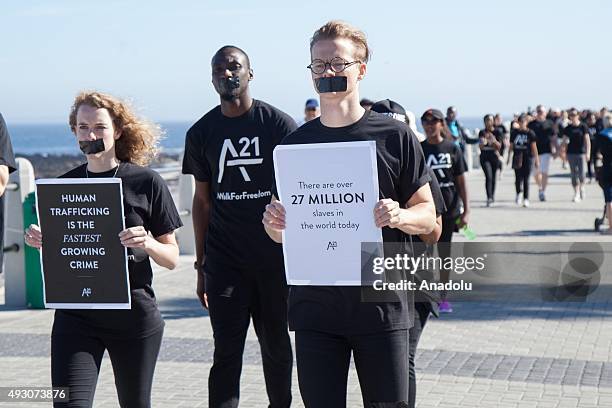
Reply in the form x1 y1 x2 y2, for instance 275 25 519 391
310 20 371 63
69 91 161 166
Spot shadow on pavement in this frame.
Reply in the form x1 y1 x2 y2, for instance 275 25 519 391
436 301 612 321
158 296 209 320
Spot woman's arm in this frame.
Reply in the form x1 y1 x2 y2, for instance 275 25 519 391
119 227 179 270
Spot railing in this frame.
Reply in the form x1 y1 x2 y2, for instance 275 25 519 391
2 157 196 307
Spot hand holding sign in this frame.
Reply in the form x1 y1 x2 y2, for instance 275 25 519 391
263 199 286 230
373 199 401 229
118 226 151 249
24 224 43 249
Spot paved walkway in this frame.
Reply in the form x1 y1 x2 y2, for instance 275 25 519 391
1 159 611 407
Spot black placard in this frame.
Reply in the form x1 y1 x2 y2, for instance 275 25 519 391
35 178 130 309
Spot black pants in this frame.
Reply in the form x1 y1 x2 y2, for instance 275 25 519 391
514 158 532 199
206 268 292 408
408 303 432 408
480 156 499 200
295 329 408 407
51 328 163 407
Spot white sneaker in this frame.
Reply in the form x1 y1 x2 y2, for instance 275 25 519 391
515 194 523 206
573 193 581 203
523 199 530 208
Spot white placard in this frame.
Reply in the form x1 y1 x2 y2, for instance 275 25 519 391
273 141 383 285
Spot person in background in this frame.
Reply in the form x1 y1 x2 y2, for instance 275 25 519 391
370 100 446 407
297 98 320 126
479 114 503 206
594 114 612 234
586 111 598 183
561 108 591 202
507 114 539 207
421 108 469 314
359 97 374 110
596 107 609 133
25 91 182 407
494 113 509 178
446 106 468 153
528 105 557 201
0 113 17 274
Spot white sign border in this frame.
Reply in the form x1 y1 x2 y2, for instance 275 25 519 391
35 177 131 309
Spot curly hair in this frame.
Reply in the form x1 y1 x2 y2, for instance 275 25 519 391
68 91 161 166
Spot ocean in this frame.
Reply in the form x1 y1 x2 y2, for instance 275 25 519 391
7 117 487 155
7 122 191 155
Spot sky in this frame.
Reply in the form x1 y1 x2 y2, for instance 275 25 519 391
1 0 610 123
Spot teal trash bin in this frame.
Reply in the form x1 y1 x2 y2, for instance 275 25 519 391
23 192 44 308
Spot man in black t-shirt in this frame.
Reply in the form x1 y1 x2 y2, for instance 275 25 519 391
528 105 557 201
263 21 435 407
182 46 295 408
0 113 17 273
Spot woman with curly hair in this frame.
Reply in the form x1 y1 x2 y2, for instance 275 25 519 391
25 91 182 407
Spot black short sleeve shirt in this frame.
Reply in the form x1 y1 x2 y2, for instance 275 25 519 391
276 110 431 334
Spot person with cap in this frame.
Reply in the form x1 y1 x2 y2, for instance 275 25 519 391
0 113 17 274
446 106 469 153
359 97 374 110
263 21 436 407
297 98 320 126
370 99 426 142
371 100 446 408
420 108 469 314
182 45 295 408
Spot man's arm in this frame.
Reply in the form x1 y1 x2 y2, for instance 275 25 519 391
0 165 8 197
193 181 211 308
418 215 442 245
375 183 436 235
193 181 211 267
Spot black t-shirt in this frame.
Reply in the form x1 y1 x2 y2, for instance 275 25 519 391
54 163 183 338
563 123 589 154
182 100 297 278
0 113 16 175
478 129 503 160
595 129 612 185
528 119 555 154
510 128 537 158
421 139 467 219
275 110 430 335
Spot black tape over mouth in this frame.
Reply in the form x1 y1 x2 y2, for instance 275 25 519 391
315 76 347 93
79 139 106 155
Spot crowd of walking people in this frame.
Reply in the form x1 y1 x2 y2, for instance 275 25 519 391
8 17 610 407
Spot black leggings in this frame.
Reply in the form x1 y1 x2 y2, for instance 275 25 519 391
514 158 532 199
480 155 499 200
51 328 163 407
295 329 408 407
408 303 432 408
